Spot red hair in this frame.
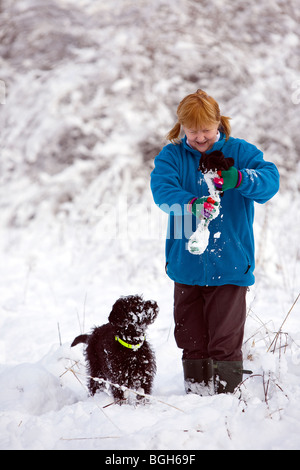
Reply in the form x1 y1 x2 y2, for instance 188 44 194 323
166 89 231 143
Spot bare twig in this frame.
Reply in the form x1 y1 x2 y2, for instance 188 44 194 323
90 375 185 413
267 293 300 353
57 322 62 346
60 436 120 441
83 292 87 333
63 365 185 413
75 308 83 334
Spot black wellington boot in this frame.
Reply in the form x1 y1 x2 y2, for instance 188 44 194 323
182 358 214 396
214 360 245 394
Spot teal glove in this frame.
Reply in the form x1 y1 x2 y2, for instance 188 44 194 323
214 167 243 191
188 196 219 219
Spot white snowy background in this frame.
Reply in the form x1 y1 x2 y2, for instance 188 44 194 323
0 0 300 450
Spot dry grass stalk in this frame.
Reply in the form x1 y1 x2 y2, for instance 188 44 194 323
267 293 300 353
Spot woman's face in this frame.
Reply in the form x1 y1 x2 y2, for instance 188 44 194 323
183 125 219 153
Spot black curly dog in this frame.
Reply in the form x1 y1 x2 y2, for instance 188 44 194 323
71 295 159 403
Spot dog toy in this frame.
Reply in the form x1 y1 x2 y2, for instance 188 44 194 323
187 151 235 255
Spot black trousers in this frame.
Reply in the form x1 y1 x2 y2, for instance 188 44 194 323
174 283 247 361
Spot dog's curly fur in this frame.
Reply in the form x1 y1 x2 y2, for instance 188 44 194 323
71 295 159 403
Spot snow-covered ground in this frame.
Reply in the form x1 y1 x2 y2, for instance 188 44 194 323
0 0 299 450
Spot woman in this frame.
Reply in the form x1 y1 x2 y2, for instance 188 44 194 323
150 89 280 395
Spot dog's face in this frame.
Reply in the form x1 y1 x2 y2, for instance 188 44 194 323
108 295 159 340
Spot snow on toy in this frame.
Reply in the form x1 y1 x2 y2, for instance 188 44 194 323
188 151 234 255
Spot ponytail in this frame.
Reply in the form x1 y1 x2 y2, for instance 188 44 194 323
219 115 231 141
166 122 181 143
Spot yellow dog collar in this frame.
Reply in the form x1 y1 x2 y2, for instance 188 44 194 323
115 335 145 351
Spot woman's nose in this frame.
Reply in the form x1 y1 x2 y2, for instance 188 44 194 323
196 133 205 142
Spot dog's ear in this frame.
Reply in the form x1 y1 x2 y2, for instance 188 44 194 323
143 300 159 325
109 297 129 326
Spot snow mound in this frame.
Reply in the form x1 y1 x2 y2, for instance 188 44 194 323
0 363 76 416
0 344 84 416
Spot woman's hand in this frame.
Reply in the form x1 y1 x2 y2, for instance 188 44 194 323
213 167 242 191
188 196 219 219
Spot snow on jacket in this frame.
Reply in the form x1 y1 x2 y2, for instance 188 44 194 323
150 133 280 286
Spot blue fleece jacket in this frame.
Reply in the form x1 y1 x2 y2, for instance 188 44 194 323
150 134 280 286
